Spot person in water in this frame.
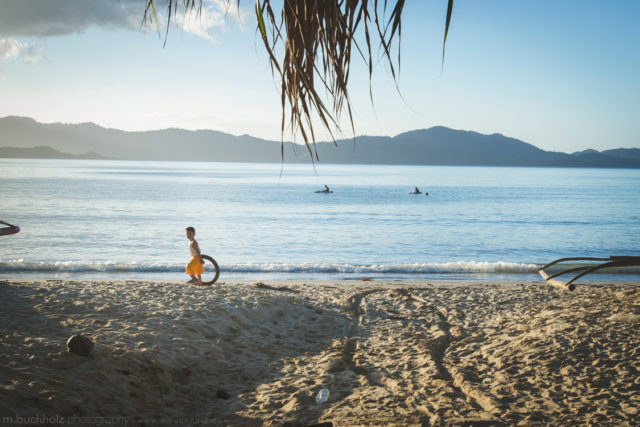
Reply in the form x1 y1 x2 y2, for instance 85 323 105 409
185 226 204 284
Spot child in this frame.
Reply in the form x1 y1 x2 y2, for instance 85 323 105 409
185 226 205 284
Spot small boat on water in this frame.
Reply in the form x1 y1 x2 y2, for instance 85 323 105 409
315 185 333 194
409 187 429 196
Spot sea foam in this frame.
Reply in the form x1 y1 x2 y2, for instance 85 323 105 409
0 260 541 274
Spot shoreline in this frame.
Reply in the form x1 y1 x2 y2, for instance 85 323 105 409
1 279 639 425
4 276 640 286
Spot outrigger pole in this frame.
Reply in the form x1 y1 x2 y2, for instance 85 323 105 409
538 256 640 291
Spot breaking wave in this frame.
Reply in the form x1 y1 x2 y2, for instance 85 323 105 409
0 260 541 275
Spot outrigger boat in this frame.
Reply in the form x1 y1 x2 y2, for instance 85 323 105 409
538 256 640 291
0 220 20 237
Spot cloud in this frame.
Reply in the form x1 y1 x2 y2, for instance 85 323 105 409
172 1 247 41
0 37 42 69
0 0 247 39
0 0 142 37
0 38 21 60
22 45 42 64
0 37 37 76
0 1 247 75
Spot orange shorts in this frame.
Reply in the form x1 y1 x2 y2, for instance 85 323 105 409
186 256 204 275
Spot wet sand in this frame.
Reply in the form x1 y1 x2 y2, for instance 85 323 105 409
1 279 639 426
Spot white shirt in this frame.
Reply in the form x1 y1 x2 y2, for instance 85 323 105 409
189 240 199 257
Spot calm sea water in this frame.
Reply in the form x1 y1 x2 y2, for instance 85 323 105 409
1 159 639 282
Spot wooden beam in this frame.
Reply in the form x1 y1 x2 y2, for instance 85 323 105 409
538 269 576 291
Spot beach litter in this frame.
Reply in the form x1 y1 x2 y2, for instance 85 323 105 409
316 388 329 404
607 312 640 323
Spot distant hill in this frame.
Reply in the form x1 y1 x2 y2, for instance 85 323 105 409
601 148 640 161
1 116 639 167
0 145 109 160
0 116 284 162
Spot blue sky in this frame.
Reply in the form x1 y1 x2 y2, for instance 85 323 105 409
0 0 639 153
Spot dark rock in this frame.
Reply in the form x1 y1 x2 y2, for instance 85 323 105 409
66 334 94 356
216 390 231 399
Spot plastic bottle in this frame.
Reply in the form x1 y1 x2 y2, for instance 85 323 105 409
315 388 329 404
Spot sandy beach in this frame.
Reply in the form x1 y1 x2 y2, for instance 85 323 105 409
1 279 639 426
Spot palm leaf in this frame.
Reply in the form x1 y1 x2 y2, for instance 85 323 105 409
442 0 454 70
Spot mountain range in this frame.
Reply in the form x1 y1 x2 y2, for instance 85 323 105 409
1 116 639 168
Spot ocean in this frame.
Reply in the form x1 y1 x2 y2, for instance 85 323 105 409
1 158 639 282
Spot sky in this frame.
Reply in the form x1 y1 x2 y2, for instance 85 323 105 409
0 0 639 153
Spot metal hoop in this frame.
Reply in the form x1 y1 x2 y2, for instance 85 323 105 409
200 255 220 285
